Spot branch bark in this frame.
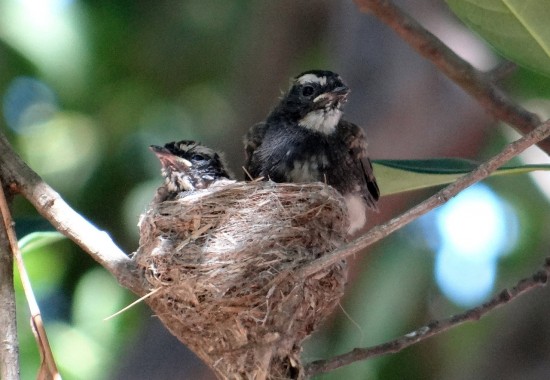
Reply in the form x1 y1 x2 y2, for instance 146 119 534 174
0 132 141 295
305 258 550 376
0 219 19 380
353 0 549 154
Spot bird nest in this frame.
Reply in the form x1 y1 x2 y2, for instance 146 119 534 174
133 181 349 379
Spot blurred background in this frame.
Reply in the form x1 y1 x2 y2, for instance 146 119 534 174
2 0 550 379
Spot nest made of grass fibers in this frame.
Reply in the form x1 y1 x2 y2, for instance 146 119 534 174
133 181 349 379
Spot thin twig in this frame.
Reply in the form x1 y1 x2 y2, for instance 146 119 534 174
103 288 161 321
0 132 141 294
305 258 550 376
297 118 550 279
0 180 61 379
353 0 550 154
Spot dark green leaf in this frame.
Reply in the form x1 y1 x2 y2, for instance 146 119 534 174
374 158 550 195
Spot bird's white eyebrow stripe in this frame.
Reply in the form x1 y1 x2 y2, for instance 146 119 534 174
296 74 327 86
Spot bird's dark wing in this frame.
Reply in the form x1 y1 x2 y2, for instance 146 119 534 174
360 156 380 208
338 120 380 209
243 122 268 180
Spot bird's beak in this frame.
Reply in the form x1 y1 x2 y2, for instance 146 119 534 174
313 85 349 107
149 145 192 169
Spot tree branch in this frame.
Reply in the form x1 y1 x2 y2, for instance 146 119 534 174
297 118 550 279
0 132 141 294
353 0 550 154
0 217 19 380
305 258 550 376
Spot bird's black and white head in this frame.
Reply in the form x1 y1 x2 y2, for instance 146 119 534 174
150 140 232 193
275 70 349 134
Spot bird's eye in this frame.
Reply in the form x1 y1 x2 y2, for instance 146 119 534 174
191 154 206 161
301 85 315 97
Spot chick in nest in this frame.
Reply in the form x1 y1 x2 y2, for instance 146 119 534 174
244 70 380 234
150 140 235 201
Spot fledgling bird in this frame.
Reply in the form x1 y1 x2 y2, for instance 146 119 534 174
150 140 234 201
244 70 380 234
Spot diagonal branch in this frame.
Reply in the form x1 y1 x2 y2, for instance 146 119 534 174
0 132 141 294
305 258 550 376
353 0 550 154
297 119 550 280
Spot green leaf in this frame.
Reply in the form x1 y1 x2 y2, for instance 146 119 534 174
374 158 550 196
18 231 65 254
446 0 550 77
